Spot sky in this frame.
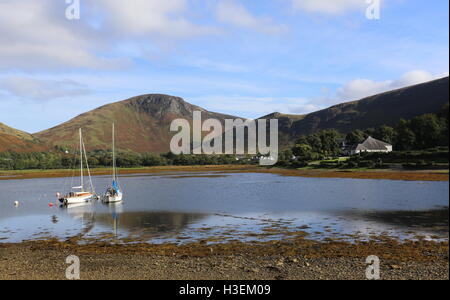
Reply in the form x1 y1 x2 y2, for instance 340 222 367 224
0 0 448 133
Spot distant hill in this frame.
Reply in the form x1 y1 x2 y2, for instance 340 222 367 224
5 77 448 154
0 122 48 152
267 77 449 147
34 94 238 153
0 122 34 141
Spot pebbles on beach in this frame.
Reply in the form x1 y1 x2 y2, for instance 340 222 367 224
0 238 448 280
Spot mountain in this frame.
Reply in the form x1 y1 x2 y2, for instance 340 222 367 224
0 122 48 152
34 94 238 153
8 77 449 154
267 77 449 147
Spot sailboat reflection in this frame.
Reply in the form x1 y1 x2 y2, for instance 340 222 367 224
93 211 208 240
60 200 209 241
107 202 123 236
63 202 95 219
62 202 95 236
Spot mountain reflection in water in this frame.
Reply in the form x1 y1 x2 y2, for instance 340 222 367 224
343 208 449 235
0 172 448 243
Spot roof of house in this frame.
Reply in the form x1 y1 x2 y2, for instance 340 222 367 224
355 136 392 151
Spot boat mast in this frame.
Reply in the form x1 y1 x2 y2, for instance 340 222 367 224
81 136 95 194
112 123 116 182
79 128 84 192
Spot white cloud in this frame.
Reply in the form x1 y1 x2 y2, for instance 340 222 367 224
93 0 218 38
216 0 287 35
0 0 217 71
183 58 249 73
0 0 131 71
0 77 91 100
0 0 105 68
336 70 446 100
290 0 369 15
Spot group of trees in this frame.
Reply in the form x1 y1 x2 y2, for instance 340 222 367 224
291 130 342 161
0 152 68 170
0 150 246 170
289 105 449 163
346 111 448 151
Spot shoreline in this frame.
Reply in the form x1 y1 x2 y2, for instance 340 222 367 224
0 165 448 181
1 237 448 280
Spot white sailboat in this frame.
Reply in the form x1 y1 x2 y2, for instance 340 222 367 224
58 129 97 205
102 124 123 203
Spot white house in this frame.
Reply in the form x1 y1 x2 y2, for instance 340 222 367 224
350 136 393 155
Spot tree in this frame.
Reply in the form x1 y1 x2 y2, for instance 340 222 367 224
395 119 416 150
319 130 341 156
280 149 293 161
292 144 313 160
410 114 442 149
346 130 366 145
142 153 164 166
374 125 396 144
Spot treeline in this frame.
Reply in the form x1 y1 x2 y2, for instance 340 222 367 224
0 150 249 170
346 105 448 151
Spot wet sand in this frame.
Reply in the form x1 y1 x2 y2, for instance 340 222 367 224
0 237 448 280
0 165 448 181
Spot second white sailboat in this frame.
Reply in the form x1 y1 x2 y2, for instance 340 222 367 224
102 124 123 203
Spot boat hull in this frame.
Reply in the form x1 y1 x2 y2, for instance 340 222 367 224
60 193 96 205
102 192 123 203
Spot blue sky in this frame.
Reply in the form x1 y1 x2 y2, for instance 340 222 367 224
0 0 448 133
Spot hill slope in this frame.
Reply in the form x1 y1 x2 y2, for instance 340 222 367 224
0 122 34 141
34 94 238 153
268 77 449 147
0 122 48 152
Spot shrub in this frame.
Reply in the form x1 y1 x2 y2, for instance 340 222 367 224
346 161 358 168
358 160 375 168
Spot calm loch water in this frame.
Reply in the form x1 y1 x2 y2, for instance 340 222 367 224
0 172 448 243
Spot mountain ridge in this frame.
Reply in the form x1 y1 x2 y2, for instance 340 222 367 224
34 94 238 153
1 77 448 153
271 76 449 147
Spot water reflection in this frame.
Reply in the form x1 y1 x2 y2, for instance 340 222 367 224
108 203 122 236
0 172 448 243
63 202 96 236
94 210 208 240
50 215 58 224
343 208 449 236
57 199 209 241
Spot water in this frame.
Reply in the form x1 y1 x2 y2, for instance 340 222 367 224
0 172 448 244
